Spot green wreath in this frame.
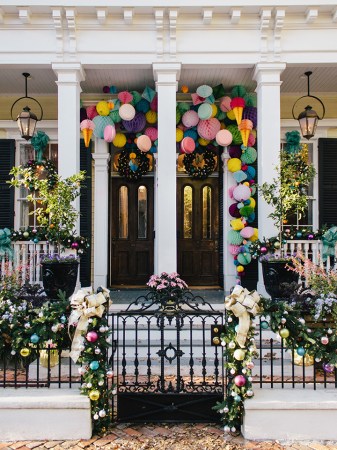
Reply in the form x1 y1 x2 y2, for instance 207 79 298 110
183 147 217 179
118 148 149 181
24 159 58 190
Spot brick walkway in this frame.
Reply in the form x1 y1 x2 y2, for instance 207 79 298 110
1 424 337 450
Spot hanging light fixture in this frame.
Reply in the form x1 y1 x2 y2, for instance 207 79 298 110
292 71 325 140
10 72 43 140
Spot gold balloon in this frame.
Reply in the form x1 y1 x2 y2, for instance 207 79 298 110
89 389 100 401
20 348 31 357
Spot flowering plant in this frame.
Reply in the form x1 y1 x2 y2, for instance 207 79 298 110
147 272 188 297
40 253 79 264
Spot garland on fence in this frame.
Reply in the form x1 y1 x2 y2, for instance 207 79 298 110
214 286 337 434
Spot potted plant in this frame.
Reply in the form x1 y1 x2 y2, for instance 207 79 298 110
257 131 316 299
9 163 86 299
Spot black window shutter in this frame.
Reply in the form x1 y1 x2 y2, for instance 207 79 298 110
318 138 337 228
0 139 15 229
80 139 92 286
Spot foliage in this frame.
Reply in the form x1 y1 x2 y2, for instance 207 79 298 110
9 164 86 252
147 272 188 298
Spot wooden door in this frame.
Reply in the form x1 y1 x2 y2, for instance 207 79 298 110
110 177 154 286
177 177 220 286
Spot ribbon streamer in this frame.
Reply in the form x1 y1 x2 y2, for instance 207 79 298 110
69 286 110 362
225 285 261 348
321 226 337 262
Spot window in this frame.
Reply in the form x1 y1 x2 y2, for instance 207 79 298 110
138 186 147 238
119 186 128 239
202 186 212 239
183 186 193 238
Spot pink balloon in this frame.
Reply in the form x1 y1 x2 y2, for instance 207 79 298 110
219 96 232 112
182 110 199 128
137 134 152 152
144 127 158 142
197 118 221 140
181 137 196 154
103 125 116 143
216 129 233 147
233 184 251 202
240 226 255 239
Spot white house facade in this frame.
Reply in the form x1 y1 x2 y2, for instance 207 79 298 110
1 0 337 293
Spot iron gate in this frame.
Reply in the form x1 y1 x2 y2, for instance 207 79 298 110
110 291 224 423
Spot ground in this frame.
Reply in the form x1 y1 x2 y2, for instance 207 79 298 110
0 424 336 450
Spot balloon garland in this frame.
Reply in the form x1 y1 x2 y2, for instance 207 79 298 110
117 147 150 181
183 146 217 179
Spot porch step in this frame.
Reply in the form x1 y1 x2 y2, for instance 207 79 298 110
242 388 337 441
0 388 91 440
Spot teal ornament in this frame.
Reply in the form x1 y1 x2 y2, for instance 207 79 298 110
60 315 67 324
136 98 150 113
129 161 138 171
237 202 244 209
235 325 239 332
89 361 100 371
212 84 226 99
228 230 243 246
296 231 303 238
142 86 156 103
233 170 247 183
234 394 241 402
215 110 226 120
245 166 256 181
231 85 247 98
30 334 40 344
297 347 306 356
33 238 39 243
111 99 121 111
109 85 118 94
184 129 198 141
247 213 255 223
237 253 252 265
241 147 257 164
205 94 215 104
261 321 269 329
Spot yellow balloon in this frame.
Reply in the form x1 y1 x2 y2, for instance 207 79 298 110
250 228 259 242
237 265 244 273
176 128 184 142
198 137 210 146
230 218 244 231
113 133 127 148
89 390 100 401
20 348 31 358
227 158 242 173
96 101 110 116
227 109 236 121
211 104 218 118
249 197 256 209
145 110 157 124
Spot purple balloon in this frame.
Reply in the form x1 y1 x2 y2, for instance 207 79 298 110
229 203 241 218
122 112 146 133
243 106 257 129
228 145 242 158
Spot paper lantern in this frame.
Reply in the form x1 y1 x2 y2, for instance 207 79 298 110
248 133 256 146
137 134 152 152
130 90 142 105
93 115 114 139
245 166 256 181
197 118 221 140
96 101 110 116
182 110 199 128
198 137 210 146
231 218 244 231
226 125 242 145
145 110 157 124
228 146 242 158
103 124 116 143
219 96 232 112
211 104 218 118
150 95 158 111
228 230 243 245
176 128 184 142
119 104 136 121
145 127 158 142
198 103 212 120
243 106 257 129
216 129 233 147
227 158 241 173
229 203 241 218
136 98 150 113
122 112 146 133
109 110 122 123
181 137 196 154
113 133 127 148
177 102 190 113
86 105 98 120
233 170 247 183
229 244 241 255
118 91 133 104
241 147 257 164
240 227 255 239
237 253 252 265
196 84 213 98
233 184 251 202
184 129 198 141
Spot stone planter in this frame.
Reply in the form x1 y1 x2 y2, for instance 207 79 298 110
42 261 79 300
261 260 299 300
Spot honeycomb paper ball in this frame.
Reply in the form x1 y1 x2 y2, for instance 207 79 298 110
176 109 182 124
227 158 241 173
251 228 259 241
136 98 150 113
248 197 256 208
226 125 242 145
113 132 127 148
248 133 256 146
130 90 142 105
233 184 251 201
233 170 248 183
119 104 136 121
219 96 232 112
247 213 255 223
245 166 256 181
86 105 99 120
118 90 133 104
211 104 218 118
184 129 198 141
216 129 233 147
122 112 146 133
176 128 184 142
109 110 121 123
145 127 158 141
198 137 210 146
227 109 236 121
243 106 257 128
241 147 257 164
96 101 110 116
239 206 254 217
150 95 158 112
93 115 114 138
181 137 196 154
198 103 212 120
228 146 242 158
228 230 244 245
240 226 255 239
229 244 241 255
182 110 199 128
178 102 190 113
103 124 116 143
237 252 252 265
197 118 221 140
229 203 241 218
216 110 226 120
196 84 213 98
231 218 244 231
137 134 152 152
146 110 157 124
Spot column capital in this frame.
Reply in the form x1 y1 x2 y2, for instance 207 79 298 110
92 153 111 164
52 62 85 84
253 62 286 86
153 62 181 89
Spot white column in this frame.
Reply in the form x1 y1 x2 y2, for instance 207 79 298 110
153 63 181 274
92 139 110 289
253 62 286 292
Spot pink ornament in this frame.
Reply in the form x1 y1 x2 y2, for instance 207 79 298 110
182 110 199 128
216 129 233 147
150 95 158 112
219 96 232 112
240 227 254 239
321 336 329 345
106 370 114 378
246 361 255 369
137 134 152 152
233 184 251 202
181 137 196 154
145 127 158 142
86 331 99 343
229 244 241 256
197 118 221 140
71 242 79 249
86 105 99 120
104 125 116 143
118 91 133 104
234 375 246 387
248 133 256 147
308 234 314 240
260 246 268 254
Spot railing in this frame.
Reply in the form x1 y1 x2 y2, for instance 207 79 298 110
283 239 337 270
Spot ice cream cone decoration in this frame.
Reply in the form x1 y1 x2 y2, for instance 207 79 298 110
80 119 95 148
238 119 253 148
230 97 246 125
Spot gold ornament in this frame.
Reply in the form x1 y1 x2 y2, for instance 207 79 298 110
20 348 31 357
89 389 100 401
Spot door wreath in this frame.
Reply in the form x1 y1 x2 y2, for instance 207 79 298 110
183 147 217 180
117 147 150 181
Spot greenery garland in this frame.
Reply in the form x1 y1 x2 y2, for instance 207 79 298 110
183 146 217 179
117 147 149 181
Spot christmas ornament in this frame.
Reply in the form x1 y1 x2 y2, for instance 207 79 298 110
234 375 246 387
233 349 246 361
89 390 100 401
90 360 100 370
86 331 99 343
279 328 290 339
30 333 40 344
20 348 31 357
